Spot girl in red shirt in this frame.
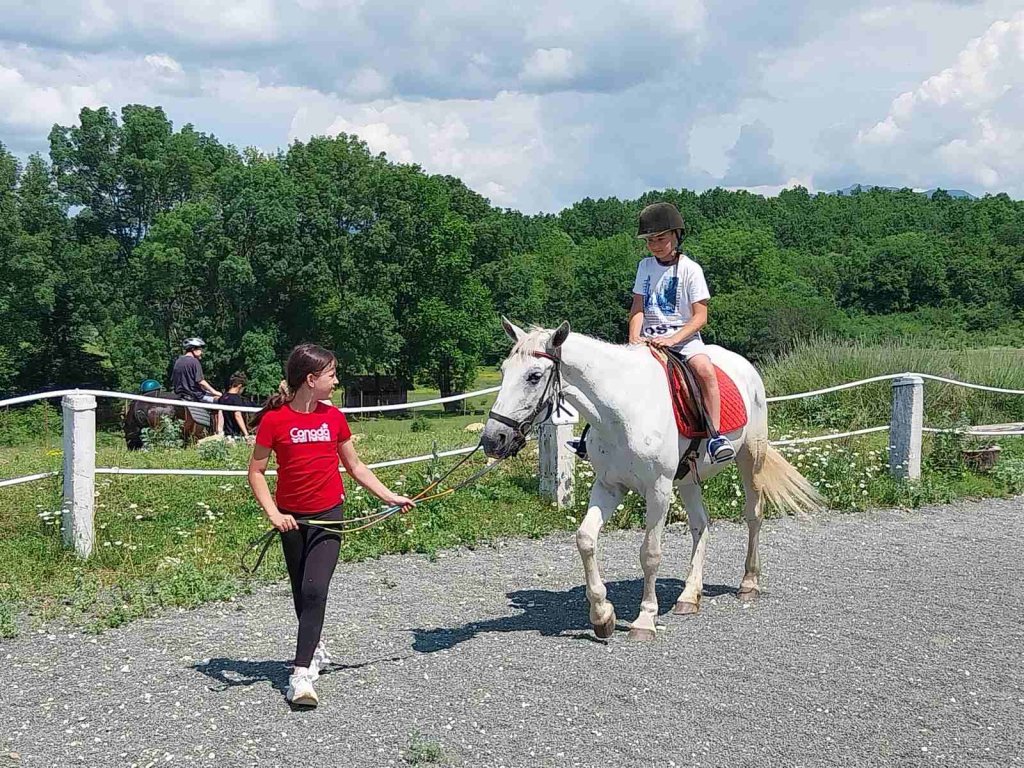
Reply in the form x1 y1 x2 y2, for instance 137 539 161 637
248 343 414 707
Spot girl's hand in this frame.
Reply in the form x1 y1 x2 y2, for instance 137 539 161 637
269 511 298 532
386 494 417 513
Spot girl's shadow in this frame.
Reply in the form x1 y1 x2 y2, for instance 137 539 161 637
409 578 736 653
192 655 406 696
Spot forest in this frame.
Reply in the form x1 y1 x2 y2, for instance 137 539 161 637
2 104 1022 398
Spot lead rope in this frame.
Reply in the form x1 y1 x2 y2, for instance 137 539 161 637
240 442 514 575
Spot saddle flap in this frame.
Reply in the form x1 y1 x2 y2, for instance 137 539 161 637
187 405 213 428
649 347 748 439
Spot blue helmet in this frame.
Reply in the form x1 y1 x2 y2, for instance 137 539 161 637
140 379 162 394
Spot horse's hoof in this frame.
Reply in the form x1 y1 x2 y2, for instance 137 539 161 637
737 588 760 602
673 600 700 616
627 627 657 642
593 610 616 639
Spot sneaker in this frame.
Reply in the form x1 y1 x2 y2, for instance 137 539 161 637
287 667 319 707
565 437 588 460
309 641 332 681
707 436 736 464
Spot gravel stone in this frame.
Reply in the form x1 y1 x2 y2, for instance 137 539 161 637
1 497 1022 767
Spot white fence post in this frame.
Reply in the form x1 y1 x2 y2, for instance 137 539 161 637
61 392 96 558
889 375 923 481
538 405 579 508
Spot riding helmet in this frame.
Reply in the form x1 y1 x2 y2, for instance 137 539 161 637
636 202 685 239
140 379 162 394
182 337 206 351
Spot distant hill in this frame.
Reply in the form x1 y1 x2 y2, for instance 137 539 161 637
923 188 977 200
834 183 977 200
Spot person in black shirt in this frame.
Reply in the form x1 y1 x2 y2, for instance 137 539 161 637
171 337 224 435
219 372 251 440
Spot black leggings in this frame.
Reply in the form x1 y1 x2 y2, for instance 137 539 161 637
279 503 343 668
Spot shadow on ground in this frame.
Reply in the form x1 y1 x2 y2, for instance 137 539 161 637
192 655 407 694
410 577 737 653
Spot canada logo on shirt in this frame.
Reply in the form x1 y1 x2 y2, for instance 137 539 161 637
289 423 332 444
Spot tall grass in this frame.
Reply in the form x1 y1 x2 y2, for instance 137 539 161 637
761 339 1024 433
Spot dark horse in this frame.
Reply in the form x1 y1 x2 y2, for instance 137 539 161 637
123 392 212 450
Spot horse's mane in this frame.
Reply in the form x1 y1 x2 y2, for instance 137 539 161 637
509 326 630 361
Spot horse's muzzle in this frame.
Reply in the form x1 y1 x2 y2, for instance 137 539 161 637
480 422 525 459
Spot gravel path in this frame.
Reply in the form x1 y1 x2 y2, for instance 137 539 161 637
2 498 1023 768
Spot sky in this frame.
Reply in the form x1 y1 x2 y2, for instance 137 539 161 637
0 0 1022 213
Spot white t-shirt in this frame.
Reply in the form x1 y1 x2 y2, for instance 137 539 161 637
632 254 711 340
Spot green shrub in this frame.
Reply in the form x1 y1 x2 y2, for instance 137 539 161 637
0 403 61 447
141 415 184 450
410 415 432 433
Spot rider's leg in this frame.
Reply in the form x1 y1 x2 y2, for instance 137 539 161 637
686 353 721 433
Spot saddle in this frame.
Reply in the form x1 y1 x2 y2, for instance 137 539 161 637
648 347 748 479
186 405 213 429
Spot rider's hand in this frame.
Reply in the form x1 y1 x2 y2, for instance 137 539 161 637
385 494 417 513
269 511 298 532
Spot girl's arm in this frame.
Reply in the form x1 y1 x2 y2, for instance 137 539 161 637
247 444 297 531
338 440 415 510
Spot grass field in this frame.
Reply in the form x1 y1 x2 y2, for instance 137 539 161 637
1 342 1023 637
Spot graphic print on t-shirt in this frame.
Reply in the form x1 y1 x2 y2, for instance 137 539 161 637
642 274 679 313
289 423 332 444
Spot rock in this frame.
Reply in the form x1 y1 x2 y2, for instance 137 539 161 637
464 422 486 433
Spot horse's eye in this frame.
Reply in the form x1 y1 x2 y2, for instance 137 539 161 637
527 371 543 385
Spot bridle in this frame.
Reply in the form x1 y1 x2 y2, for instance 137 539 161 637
487 350 567 456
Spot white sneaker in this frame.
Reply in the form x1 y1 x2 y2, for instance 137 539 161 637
309 641 333 681
286 667 318 707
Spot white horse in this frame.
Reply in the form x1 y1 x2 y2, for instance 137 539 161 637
482 319 822 641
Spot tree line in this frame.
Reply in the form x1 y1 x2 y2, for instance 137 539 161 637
1 104 1022 398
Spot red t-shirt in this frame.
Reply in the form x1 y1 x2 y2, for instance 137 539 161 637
255 402 352 514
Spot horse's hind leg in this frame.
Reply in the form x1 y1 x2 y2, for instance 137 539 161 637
673 481 709 615
628 478 672 641
736 438 766 601
576 480 623 639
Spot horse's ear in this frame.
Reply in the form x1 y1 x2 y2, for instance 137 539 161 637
549 321 570 351
501 316 525 343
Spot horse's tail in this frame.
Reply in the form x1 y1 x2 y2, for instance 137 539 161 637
754 445 825 516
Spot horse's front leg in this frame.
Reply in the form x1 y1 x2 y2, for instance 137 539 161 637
628 479 672 641
576 480 623 639
674 481 709 615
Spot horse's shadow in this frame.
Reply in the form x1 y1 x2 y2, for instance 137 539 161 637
410 578 736 653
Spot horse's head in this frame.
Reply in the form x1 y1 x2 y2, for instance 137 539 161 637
481 317 570 459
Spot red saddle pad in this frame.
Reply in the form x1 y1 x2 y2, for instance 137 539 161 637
650 349 748 439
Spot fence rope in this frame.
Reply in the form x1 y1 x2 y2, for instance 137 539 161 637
0 386 501 413
770 426 890 446
89 444 483 478
923 427 1024 436
2 371 1022 413
0 471 60 489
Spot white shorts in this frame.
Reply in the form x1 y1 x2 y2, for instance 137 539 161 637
671 334 707 359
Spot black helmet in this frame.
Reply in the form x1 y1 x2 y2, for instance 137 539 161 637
182 336 206 351
637 202 685 239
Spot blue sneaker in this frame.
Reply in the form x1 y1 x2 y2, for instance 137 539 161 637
707 436 735 464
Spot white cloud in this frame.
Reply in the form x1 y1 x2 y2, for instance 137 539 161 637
850 9 1024 193
519 48 578 88
1 0 1022 210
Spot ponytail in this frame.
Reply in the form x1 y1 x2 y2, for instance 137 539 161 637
254 380 293 426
